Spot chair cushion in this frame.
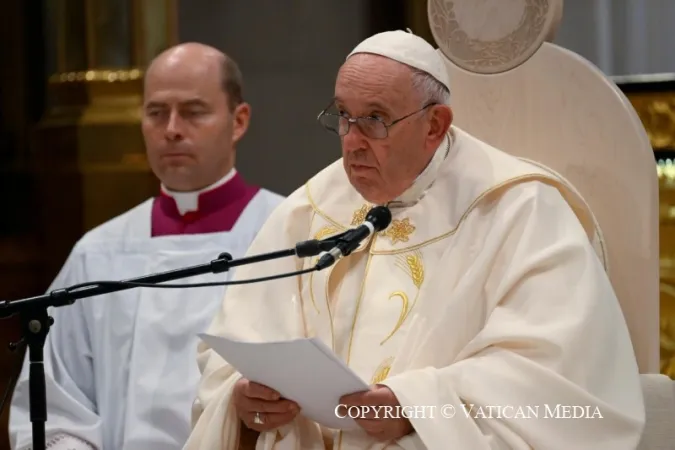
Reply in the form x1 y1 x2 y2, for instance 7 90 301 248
637 374 675 449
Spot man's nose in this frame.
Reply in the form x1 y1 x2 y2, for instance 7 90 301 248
165 111 184 141
342 122 368 152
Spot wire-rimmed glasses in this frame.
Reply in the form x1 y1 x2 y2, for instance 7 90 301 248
317 101 436 139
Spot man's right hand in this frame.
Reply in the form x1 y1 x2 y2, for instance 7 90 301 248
233 378 301 432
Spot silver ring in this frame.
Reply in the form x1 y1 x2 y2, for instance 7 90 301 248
253 412 263 424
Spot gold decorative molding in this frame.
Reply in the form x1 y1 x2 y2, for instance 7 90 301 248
625 91 675 150
42 0 177 126
43 69 145 129
49 69 143 84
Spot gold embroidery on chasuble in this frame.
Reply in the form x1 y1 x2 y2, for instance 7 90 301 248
340 247 429 383
351 204 369 225
380 250 425 345
313 225 340 240
381 217 416 245
350 204 417 246
370 356 395 384
303 197 425 376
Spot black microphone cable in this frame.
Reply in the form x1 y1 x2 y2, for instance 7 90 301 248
63 266 319 291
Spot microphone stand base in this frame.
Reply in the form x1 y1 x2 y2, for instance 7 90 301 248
9 307 52 450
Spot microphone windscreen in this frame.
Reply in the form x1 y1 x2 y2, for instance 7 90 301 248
365 206 392 231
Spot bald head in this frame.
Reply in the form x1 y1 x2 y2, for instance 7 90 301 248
141 42 251 192
145 42 243 111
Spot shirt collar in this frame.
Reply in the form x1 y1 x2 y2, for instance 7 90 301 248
160 168 237 215
386 130 453 209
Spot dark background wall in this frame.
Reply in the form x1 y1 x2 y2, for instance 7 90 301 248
177 0 407 196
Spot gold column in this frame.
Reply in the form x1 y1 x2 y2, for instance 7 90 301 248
32 0 177 276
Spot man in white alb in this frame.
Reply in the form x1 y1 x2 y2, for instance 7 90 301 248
8 43 284 449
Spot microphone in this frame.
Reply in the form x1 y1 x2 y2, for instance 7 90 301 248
315 206 392 270
293 229 353 258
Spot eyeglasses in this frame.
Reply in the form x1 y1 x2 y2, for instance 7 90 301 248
317 102 436 139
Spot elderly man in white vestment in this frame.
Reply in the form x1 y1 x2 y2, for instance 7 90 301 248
8 43 283 450
183 31 645 450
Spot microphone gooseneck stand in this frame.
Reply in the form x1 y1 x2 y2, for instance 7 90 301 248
0 237 341 450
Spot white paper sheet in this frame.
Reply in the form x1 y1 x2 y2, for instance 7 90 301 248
198 333 370 430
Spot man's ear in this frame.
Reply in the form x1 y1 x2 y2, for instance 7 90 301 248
428 105 452 142
232 102 251 144
423 105 452 152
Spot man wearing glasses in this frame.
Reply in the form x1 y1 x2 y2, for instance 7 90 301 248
184 30 644 449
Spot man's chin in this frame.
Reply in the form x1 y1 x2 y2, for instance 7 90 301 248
349 178 388 205
162 155 195 167
158 170 198 191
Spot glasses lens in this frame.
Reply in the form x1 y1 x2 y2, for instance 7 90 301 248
357 118 387 139
318 113 341 135
318 113 388 139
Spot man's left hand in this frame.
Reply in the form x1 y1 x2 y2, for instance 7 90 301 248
339 385 413 442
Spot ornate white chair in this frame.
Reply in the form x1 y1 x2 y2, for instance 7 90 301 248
426 0 673 447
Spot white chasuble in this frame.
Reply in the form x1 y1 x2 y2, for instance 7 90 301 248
185 127 644 450
9 190 283 450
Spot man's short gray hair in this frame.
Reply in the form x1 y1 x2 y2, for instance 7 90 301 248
410 68 451 106
220 56 244 112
